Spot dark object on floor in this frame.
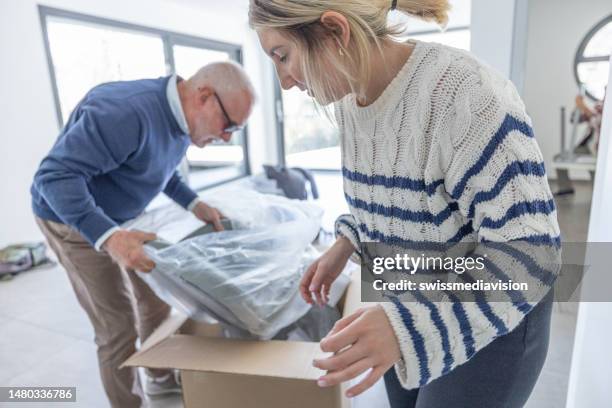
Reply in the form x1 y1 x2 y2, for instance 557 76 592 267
263 165 319 200
0 242 50 276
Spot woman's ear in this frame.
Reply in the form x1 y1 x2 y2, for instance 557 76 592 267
320 11 351 48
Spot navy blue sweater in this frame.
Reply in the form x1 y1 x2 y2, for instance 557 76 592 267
31 76 198 246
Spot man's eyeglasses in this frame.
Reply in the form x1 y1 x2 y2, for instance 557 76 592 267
214 92 245 134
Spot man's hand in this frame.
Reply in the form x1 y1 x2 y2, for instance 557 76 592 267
192 201 225 231
313 305 401 398
300 237 354 305
103 230 157 272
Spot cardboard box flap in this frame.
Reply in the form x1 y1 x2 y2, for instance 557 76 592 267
124 334 329 381
121 312 188 369
141 312 189 352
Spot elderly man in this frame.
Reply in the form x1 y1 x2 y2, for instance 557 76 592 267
31 61 255 407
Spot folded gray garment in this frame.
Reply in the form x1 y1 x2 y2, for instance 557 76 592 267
139 259 245 330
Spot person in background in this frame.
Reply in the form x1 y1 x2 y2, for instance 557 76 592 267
249 0 560 407
31 61 255 408
574 87 606 154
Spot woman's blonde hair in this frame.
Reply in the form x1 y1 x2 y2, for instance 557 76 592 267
249 0 450 104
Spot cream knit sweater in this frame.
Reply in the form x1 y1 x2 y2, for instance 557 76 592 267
333 40 560 389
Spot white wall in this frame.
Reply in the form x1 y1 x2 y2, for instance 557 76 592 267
566 61 612 408
470 0 516 79
0 0 278 247
522 0 612 178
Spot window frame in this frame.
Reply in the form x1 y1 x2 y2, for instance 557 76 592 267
38 5 250 189
574 13 612 102
403 25 470 39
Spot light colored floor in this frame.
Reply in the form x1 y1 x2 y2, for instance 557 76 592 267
0 176 591 408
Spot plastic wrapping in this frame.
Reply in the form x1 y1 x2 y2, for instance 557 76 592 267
137 190 327 339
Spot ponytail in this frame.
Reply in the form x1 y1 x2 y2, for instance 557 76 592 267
392 0 451 27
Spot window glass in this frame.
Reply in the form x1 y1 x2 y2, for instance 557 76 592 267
46 17 166 123
282 87 341 170
583 21 612 58
576 16 612 101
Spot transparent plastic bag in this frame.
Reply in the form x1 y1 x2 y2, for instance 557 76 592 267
201 188 322 230
139 191 325 339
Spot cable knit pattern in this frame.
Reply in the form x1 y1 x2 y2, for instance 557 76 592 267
333 40 561 389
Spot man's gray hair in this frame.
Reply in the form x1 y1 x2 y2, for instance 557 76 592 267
187 60 256 101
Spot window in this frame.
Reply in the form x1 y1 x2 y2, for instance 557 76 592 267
40 6 248 189
575 14 612 101
279 86 341 170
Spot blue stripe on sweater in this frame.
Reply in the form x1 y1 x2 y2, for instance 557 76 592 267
346 194 459 226
485 241 558 286
468 161 547 218
482 258 533 315
343 167 444 196
359 222 473 247
451 114 535 200
445 291 477 358
448 221 474 243
481 234 561 247
458 273 509 335
336 216 360 242
388 296 431 386
335 218 362 256
412 291 454 374
480 198 556 230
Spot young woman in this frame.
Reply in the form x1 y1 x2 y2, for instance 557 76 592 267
250 1 560 407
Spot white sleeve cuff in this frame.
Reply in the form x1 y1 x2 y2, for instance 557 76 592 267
187 198 201 212
94 226 121 252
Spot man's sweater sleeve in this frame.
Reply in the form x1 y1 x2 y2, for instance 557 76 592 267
33 98 140 246
379 74 561 389
163 170 199 209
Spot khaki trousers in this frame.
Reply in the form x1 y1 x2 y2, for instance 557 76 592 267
36 217 171 408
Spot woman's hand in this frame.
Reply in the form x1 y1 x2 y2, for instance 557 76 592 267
314 305 401 398
300 237 354 305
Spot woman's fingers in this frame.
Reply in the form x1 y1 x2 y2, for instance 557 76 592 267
320 319 360 353
322 283 331 304
327 308 365 337
309 266 328 305
317 358 372 388
313 343 367 371
300 262 317 304
345 366 386 398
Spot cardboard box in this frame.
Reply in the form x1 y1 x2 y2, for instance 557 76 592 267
122 269 362 408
